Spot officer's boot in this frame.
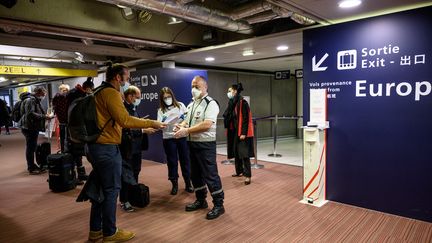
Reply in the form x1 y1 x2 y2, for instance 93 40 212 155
185 179 194 193
206 191 225 220
170 179 178 195
77 166 88 181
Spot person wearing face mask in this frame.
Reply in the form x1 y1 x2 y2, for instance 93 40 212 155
20 86 54 175
118 85 157 212
82 63 166 243
223 83 254 185
157 87 193 195
65 77 95 183
173 75 225 220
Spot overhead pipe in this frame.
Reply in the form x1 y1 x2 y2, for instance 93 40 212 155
266 0 327 25
96 0 253 34
244 11 280 25
0 18 178 49
229 0 272 20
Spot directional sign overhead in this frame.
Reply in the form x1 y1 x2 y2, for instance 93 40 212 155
0 65 98 77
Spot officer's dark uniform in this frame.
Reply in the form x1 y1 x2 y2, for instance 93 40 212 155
185 94 224 217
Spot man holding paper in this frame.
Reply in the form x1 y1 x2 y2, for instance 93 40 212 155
173 76 225 220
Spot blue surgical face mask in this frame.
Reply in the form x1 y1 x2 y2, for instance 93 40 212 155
121 82 130 94
133 98 141 107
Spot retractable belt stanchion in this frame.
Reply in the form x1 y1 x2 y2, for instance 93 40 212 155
221 158 234 165
268 115 282 157
251 119 264 169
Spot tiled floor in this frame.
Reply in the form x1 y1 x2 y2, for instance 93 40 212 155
217 137 303 167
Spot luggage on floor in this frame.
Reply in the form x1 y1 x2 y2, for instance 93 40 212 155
36 142 51 169
129 183 150 208
47 153 77 192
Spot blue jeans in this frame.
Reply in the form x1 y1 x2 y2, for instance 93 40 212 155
163 137 191 182
21 128 39 171
85 144 122 236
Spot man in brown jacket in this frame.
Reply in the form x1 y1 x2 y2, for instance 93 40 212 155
86 63 165 243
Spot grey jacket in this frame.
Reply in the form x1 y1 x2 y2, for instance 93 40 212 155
20 95 47 131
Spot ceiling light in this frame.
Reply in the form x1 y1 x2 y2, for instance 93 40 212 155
116 4 127 9
81 38 93 46
12 80 17 83
242 50 255 56
277 45 289 51
338 0 362 8
168 17 183 25
205 57 215 62
0 77 7 82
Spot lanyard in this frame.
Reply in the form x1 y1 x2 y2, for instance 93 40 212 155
189 98 204 127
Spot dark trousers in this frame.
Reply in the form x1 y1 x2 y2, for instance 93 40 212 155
188 141 224 206
119 153 142 203
235 157 251 177
59 123 67 153
86 144 121 237
163 137 191 182
22 128 39 171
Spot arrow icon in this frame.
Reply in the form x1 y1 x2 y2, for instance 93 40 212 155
312 53 329 72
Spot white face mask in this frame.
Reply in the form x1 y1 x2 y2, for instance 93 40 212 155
121 82 130 93
164 97 173 106
191 87 201 99
227 92 233 99
37 95 45 101
133 98 141 107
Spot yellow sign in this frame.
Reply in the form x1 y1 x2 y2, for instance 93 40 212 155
0 65 97 77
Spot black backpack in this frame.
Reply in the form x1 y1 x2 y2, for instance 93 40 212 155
11 99 25 122
67 84 113 143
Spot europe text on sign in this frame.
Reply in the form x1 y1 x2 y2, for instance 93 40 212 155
0 65 98 77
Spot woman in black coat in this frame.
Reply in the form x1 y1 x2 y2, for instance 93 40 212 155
223 83 255 185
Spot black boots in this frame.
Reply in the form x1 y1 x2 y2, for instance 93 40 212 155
206 205 225 220
185 200 208 211
77 166 88 181
170 179 178 195
185 180 194 193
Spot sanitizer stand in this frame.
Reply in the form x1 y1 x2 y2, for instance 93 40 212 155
300 88 329 207
300 123 329 207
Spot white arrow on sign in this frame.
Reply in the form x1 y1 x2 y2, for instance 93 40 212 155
312 53 329 72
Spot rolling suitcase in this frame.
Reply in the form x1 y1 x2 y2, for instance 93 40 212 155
36 142 51 169
129 183 150 208
47 153 77 192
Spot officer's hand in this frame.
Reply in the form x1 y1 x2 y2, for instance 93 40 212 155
173 123 182 132
240 135 246 140
174 127 189 138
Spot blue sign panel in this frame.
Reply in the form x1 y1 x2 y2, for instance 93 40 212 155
303 7 432 222
130 68 207 163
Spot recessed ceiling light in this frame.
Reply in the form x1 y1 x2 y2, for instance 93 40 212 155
205 57 215 62
168 17 183 25
338 0 362 8
242 50 255 56
277 45 289 51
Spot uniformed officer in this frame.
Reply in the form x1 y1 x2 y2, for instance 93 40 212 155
174 75 225 220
